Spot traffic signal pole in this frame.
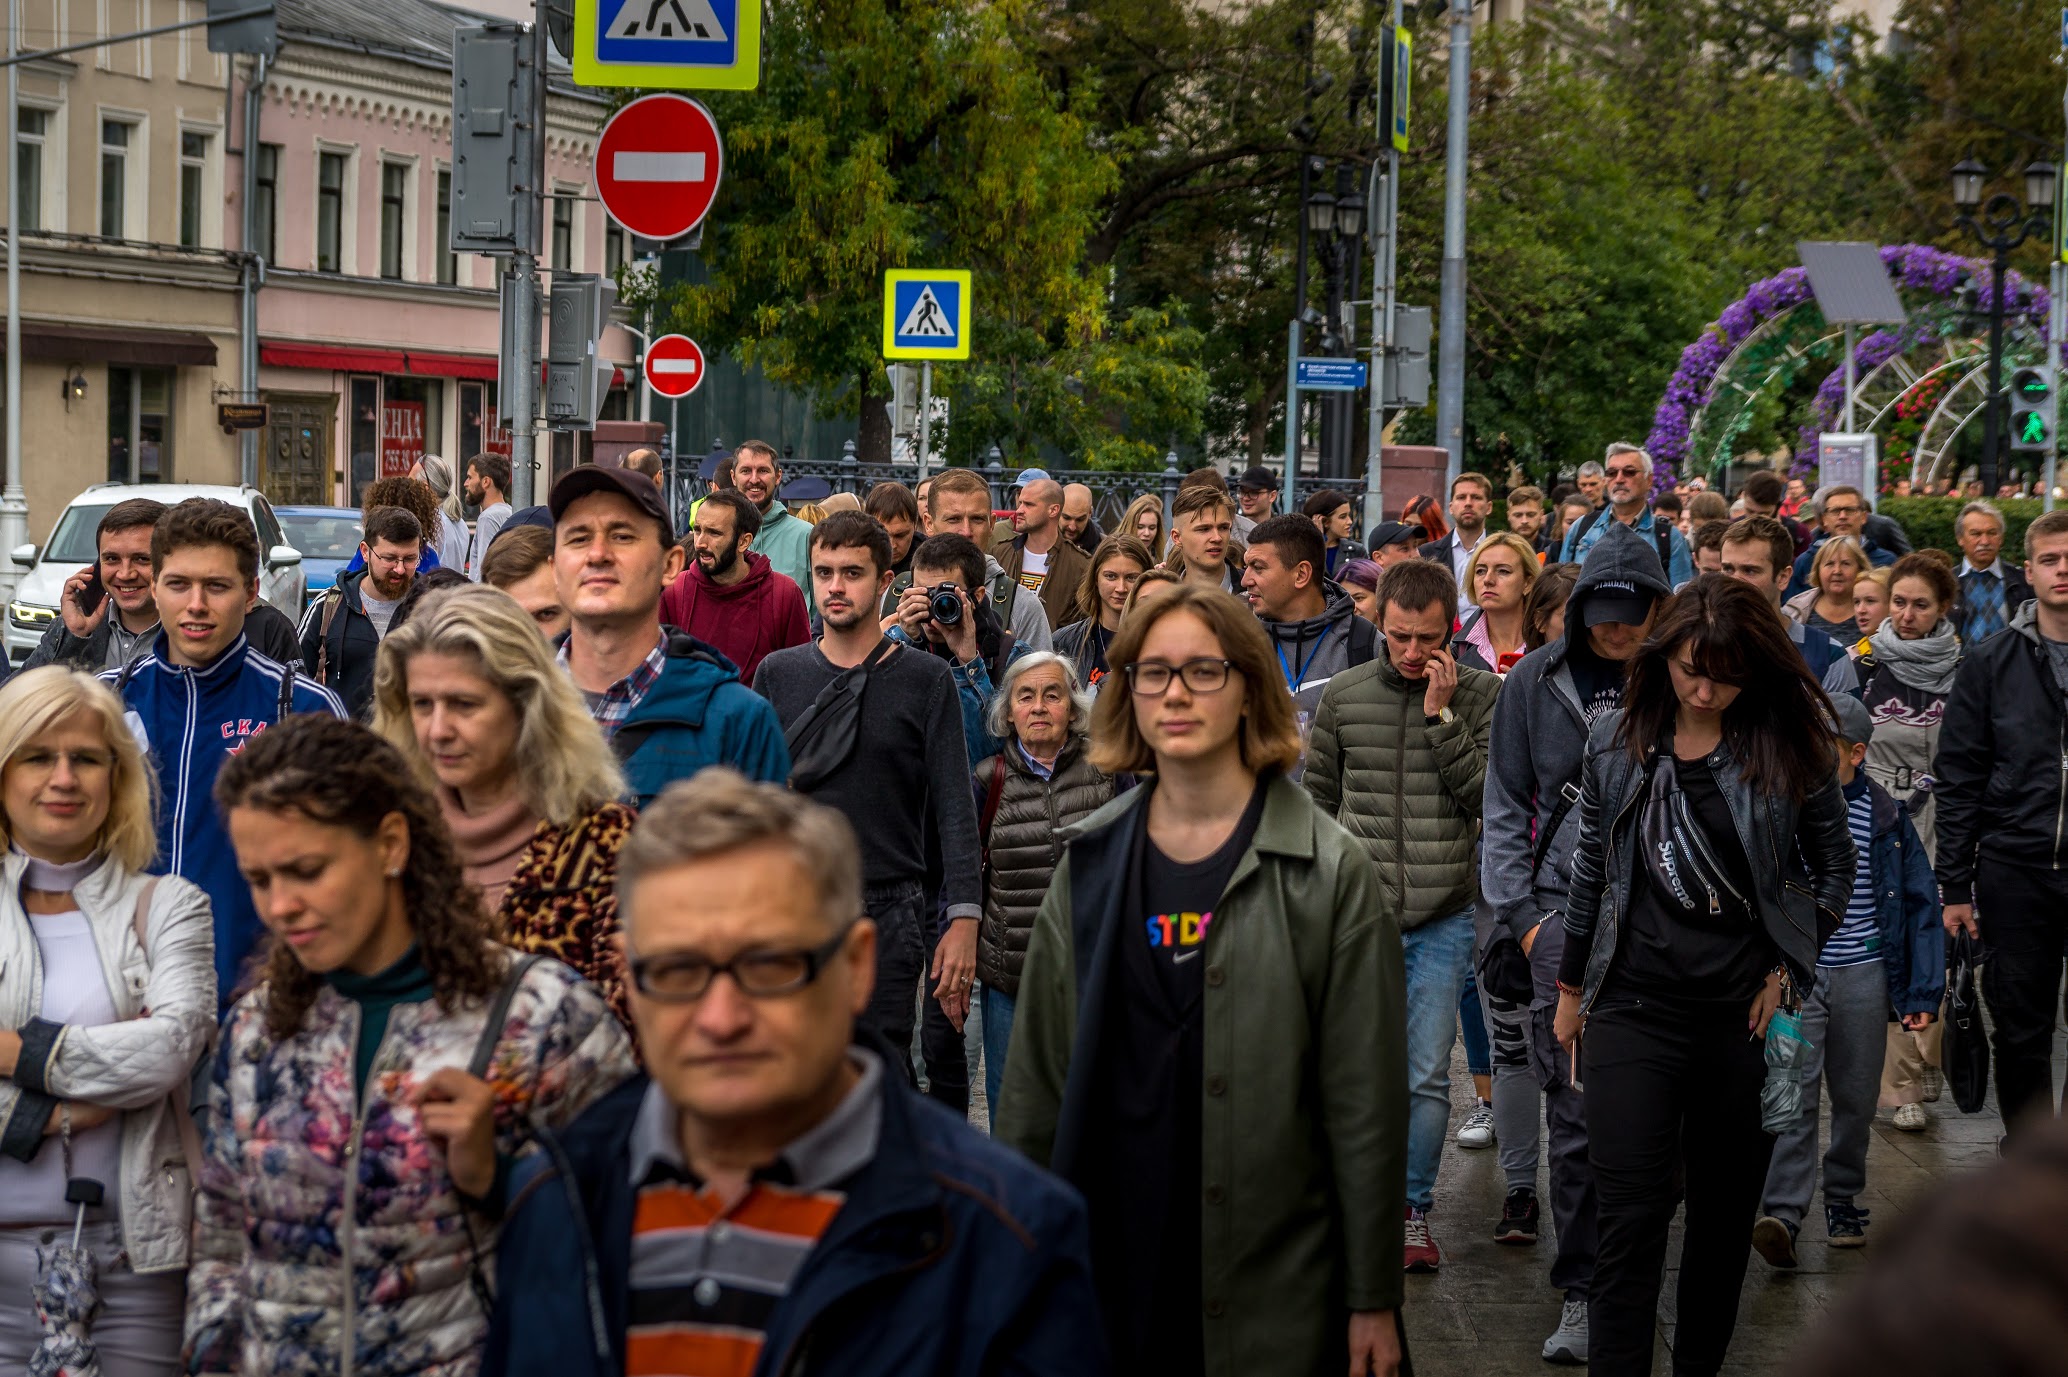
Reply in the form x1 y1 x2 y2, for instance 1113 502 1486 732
505 0 550 508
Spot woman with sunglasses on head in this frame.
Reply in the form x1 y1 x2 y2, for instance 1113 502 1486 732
997 584 1409 1377
1553 576 1853 1377
185 715 635 1377
0 668 216 1377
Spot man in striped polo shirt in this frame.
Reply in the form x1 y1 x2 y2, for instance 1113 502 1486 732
485 769 1104 1377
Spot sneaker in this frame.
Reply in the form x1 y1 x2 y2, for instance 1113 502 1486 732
1403 1206 1441 1273
1456 1100 1496 1149
1921 1065 1943 1103
1751 1214 1799 1269
1542 1298 1588 1364
1893 1103 1928 1132
1495 1187 1540 1245
1825 1200 1869 1248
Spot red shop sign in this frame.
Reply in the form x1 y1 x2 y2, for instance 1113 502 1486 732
381 400 425 479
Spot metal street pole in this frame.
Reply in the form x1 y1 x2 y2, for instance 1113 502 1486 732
1283 320 1301 512
505 0 550 508
918 361 932 479
1981 246 2008 497
1365 0 1403 538
1433 0 1470 485
0 0 24 602
1842 322 1856 433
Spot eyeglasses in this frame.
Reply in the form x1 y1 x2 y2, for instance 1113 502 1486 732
1823 504 1863 517
629 923 857 1004
1605 465 1645 480
368 549 422 570
1125 657 1233 696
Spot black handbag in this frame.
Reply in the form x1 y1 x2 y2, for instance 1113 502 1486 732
784 639 895 792
1943 931 1990 1114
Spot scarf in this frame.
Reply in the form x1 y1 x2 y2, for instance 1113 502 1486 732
15 846 102 893
439 789 540 914
1868 618 1962 695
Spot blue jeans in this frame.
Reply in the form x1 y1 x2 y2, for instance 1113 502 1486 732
1403 908 1476 1210
982 984 1017 1116
1459 968 1491 1079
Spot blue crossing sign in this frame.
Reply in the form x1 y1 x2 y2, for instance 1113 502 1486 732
883 270 972 361
572 0 762 90
1295 357 1368 392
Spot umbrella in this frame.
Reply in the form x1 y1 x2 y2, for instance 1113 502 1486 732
29 1177 106 1377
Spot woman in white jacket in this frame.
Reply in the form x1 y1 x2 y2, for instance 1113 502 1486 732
0 666 216 1375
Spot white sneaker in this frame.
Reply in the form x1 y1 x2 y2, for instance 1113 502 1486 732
1893 1103 1928 1132
1455 1100 1496 1149
1543 1298 1588 1364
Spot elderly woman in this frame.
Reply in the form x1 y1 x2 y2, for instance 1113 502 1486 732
973 652 1118 1111
372 584 637 1025
1786 535 1868 643
0 668 216 1377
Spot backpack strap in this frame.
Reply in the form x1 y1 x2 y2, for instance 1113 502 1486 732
1654 520 1673 577
1568 505 1603 555
1533 774 1586 875
315 588 343 685
470 950 545 1080
988 629 1018 686
278 662 297 722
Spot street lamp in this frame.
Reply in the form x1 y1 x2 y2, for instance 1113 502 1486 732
1949 158 2055 495
1306 189 1338 235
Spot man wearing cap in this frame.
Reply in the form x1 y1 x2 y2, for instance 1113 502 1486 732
993 477 1090 630
1481 521 1674 1365
1368 521 1426 569
1059 482 1103 553
1234 466 1279 541
551 465 792 806
734 439 817 613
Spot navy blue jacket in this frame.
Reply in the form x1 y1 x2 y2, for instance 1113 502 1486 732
104 631 345 1001
614 630 792 806
485 1056 1107 1377
1854 774 1946 1019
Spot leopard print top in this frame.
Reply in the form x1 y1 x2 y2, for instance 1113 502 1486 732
498 802 637 1031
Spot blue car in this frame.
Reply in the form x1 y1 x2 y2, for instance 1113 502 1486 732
275 506 363 612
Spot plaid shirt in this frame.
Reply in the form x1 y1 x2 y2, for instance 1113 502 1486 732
560 631 668 736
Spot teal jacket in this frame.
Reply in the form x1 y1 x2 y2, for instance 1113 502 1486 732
617 632 792 805
751 504 817 615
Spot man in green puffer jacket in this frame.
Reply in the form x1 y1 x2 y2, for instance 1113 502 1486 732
1305 556 1500 1275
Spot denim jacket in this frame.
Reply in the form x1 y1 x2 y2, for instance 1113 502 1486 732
1856 775 1946 1018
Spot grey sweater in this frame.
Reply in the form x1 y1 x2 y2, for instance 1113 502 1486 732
753 639 983 920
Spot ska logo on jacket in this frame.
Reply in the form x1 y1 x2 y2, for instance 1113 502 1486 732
218 717 272 753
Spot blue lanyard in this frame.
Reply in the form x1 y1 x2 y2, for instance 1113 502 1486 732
1276 627 1333 695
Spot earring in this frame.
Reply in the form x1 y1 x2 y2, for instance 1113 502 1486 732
386 867 402 878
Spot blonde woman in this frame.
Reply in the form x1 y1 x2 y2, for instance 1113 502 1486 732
1851 565 1892 651
1454 531 1539 676
0 668 215 1376
372 583 638 1025
1785 535 1868 643
1122 493 1167 559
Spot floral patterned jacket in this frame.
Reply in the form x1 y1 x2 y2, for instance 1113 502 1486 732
183 951 635 1377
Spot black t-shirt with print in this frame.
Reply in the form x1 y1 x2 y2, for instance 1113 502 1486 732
1567 650 1626 726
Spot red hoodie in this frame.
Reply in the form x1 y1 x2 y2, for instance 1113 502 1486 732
659 550 810 684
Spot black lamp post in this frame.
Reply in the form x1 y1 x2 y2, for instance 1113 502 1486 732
1951 156 2057 494
1307 165 1366 479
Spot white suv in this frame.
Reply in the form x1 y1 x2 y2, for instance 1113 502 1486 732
6 483 306 665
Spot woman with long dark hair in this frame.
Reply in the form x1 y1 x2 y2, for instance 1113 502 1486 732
1554 576 1853 1377
185 716 635 1376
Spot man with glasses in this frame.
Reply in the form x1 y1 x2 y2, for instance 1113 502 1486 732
1234 465 1280 540
1786 483 1898 598
1559 443 1693 586
298 504 423 719
485 768 1102 1377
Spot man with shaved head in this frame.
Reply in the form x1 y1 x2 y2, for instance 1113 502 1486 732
993 475 1088 629
1059 482 1102 554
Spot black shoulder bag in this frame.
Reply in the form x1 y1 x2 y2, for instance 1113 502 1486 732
784 639 896 792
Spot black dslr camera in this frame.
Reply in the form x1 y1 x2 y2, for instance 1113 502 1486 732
926 584 965 627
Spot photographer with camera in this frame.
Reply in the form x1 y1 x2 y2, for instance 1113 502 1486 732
890 533 1033 770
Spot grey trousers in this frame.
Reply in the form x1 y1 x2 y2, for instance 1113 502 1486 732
0 1218 185 1377
1527 915 1597 1301
1761 959 1889 1227
1483 987 1543 1192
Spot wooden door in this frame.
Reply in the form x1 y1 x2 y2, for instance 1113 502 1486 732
261 392 338 505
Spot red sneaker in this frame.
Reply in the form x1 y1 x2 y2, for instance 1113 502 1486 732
1404 1206 1441 1273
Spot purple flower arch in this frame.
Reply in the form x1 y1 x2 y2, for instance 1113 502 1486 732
1646 244 2048 487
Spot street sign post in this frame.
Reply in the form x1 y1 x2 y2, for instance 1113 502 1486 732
882 270 972 361
594 94 723 242
1295 357 1368 392
571 0 761 90
644 333 707 399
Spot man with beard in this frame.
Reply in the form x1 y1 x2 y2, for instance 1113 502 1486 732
298 504 423 718
734 439 816 611
659 489 809 684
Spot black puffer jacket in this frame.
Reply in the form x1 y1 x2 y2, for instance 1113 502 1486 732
974 735 1116 996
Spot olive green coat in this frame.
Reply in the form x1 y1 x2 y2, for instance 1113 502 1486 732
994 774 1408 1376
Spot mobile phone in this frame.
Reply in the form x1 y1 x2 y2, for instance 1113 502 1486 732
73 568 105 617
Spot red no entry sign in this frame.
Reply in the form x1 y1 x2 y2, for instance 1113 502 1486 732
593 94 724 242
644 333 707 399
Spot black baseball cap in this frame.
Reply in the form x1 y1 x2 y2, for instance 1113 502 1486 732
549 464 674 546
1580 583 1659 629
1367 520 1422 550
1236 465 1279 493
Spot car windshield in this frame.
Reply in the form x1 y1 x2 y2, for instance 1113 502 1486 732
278 512 363 560
43 505 114 564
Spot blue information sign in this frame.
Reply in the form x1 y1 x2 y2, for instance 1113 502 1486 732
1295 357 1368 392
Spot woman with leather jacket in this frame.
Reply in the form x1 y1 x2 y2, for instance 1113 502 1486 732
1553 576 1854 1377
0 668 216 1377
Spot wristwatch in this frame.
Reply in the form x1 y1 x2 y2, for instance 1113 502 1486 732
1424 706 1455 727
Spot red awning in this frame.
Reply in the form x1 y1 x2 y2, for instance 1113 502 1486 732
262 343 407 373
403 351 499 381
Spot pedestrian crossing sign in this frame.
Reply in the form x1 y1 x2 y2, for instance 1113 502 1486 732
883 270 972 361
572 0 761 91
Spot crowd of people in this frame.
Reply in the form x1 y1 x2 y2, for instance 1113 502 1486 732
0 439 2060 1377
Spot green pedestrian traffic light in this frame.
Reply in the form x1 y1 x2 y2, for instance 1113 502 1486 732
2010 365 2056 454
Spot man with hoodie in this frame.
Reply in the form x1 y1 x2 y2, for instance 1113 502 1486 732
551 466 791 806
298 504 423 718
734 440 817 612
660 489 809 685
1241 514 1377 734
1480 520 1672 1366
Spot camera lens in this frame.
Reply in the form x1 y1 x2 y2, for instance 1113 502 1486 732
928 585 963 627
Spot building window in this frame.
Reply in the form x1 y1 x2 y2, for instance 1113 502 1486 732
604 222 626 276
435 169 455 285
179 131 209 247
253 142 279 263
379 161 407 280
317 150 345 272
15 108 43 233
99 118 132 239
107 366 173 483
551 193 572 272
